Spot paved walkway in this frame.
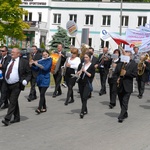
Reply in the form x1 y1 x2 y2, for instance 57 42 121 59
0 74 150 150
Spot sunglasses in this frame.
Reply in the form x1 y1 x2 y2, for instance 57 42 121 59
0 50 6 52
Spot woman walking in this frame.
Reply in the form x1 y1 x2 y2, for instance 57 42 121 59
77 52 95 119
31 50 52 114
64 48 80 105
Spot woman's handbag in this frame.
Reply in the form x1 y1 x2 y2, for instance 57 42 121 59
88 80 93 92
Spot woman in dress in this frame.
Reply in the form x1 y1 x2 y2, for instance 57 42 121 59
64 48 81 105
77 52 95 119
31 50 52 114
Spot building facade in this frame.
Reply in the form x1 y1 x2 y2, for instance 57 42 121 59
18 0 150 52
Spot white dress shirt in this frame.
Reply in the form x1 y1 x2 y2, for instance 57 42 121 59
5 57 20 84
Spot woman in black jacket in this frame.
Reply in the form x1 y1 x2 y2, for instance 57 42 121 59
77 52 95 119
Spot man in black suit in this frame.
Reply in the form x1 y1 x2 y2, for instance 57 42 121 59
88 47 98 98
98 47 111 96
2 48 31 126
52 44 66 98
137 54 150 99
0 46 11 109
28 45 41 101
114 50 137 123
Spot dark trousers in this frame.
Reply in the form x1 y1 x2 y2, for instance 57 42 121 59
65 77 76 102
0 80 9 106
109 82 117 106
38 87 48 110
137 79 145 96
118 89 131 119
79 83 90 113
99 69 107 93
5 82 21 121
29 75 37 98
53 71 62 95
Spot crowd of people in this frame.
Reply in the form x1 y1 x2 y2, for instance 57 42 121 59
0 44 150 126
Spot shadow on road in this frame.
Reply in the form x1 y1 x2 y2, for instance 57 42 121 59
105 112 119 118
139 105 150 109
100 101 109 106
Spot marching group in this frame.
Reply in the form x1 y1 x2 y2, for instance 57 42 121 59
0 43 150 126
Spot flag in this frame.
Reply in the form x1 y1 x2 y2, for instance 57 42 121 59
109 32 134 47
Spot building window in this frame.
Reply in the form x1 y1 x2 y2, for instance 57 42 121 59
53 14 61 24
29 12 32 21
38 13 42 22
24 15 28 21
89 38 92 47
102 15 111 26
100 39 109 48
122 16 129 27
69 14 77 23
138 16 147 26
85 15 93 25
69 37 75 46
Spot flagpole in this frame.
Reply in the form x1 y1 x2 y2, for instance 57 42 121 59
119 0 123 36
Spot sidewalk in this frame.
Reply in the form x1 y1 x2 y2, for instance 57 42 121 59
0 74 150 150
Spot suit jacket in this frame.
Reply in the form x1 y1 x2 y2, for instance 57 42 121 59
114 60 137 93
0 55 11 77
98 53 111 74
78 63 95 84
91 55 98 66
137 61 150 82
18 58 31 90
31 52 42 78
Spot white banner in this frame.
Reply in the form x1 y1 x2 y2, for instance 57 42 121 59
139 39 150 52
100 29 111 41
140 26 150 32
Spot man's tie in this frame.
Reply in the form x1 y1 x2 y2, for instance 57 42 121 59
6 60 15 79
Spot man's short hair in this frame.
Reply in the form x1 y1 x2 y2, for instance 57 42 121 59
89 47 94 51
2 46 8 51
32 45 37 50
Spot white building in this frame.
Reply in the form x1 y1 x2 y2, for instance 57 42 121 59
17 0 150 52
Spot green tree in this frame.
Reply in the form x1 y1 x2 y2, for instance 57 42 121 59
49 26 71 51
0 0 29 42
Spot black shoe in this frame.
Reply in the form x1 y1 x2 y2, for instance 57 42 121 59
1 104 9 109
35 109 41 114
68 99 74 104
138 95 143 99
27 96 37 102
52 94 56 98
56 92 62 96
99 91 106 96
118 118 123 123
64 101 68 106
109 104 115 109
10 119 20 124
124 112 128 119
84 111 88 115
80 113 84 119
2 119 9 126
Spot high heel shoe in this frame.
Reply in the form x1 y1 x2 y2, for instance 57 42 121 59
80 113 84 119
35 109 41 114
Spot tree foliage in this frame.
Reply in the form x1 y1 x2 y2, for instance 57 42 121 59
49 26 71 50
0 0 29 42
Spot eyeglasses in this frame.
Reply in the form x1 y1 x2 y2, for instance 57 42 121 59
71 52 76 54
0 50 6 52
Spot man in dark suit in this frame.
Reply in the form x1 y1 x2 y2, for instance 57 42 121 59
88 47 99 98
137 54 150 99
28 45 41 101
2 48 31 126
98 47 111 96
0 46 11 109
114 50 137 123
52 44 66 98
